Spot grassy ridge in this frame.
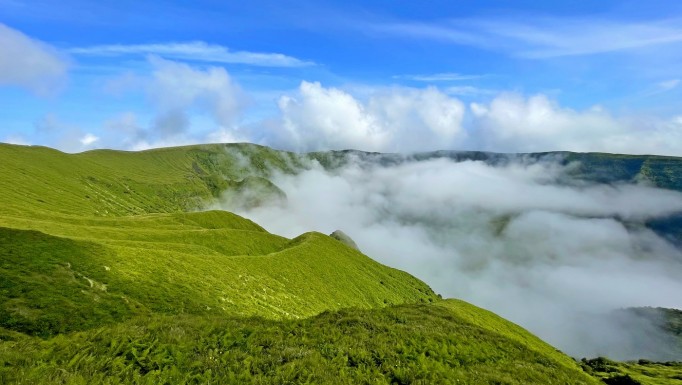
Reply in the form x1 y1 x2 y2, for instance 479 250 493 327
0 143 437 335
0 300 598 385
0 143 303 218
0 220 435 337
2 142 667 383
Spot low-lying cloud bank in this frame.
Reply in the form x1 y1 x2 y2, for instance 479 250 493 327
223 154 682 360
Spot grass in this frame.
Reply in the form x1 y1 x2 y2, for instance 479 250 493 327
582 357 682 385
0 143 437 336
0 301 598 385
0 221 436 337
0 142 680 383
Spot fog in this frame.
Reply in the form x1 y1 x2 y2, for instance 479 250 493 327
223 154 682 360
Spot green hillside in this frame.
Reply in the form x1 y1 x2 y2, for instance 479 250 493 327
0 300 597 385
0 142 653 384
0 143 299 218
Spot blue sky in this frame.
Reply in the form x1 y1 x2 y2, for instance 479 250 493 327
1 0 682 154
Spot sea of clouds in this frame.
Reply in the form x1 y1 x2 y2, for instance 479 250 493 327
223 154 682 360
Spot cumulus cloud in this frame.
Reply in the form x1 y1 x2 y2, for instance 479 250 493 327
79 133 99 146
0 23 68 94
148 56 246 128
267 85 682 156
100 57 248 149
470 93 682 155
273 81 465 152
20 69 682 157
225 155 682 360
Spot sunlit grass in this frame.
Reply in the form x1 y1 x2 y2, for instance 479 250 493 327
1 142 680 383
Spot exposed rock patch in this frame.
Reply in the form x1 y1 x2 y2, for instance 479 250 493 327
330 230 359 251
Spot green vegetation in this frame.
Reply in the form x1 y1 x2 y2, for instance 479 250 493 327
582 357 682 385
0 143 300 218
0 143 679 383
1 143 436 335
0 301 598 384
0 220 435 337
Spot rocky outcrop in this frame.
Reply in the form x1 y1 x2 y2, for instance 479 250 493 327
330 230 359 251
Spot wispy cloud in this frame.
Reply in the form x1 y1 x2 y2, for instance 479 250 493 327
372 17 682 58
657 78 680 92
394 72 484 82
0 23 69 94
444 85 497 96
69 41 314 67
641 78 680 97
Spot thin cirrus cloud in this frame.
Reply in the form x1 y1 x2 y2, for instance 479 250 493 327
68 41 314 67
372 16 682 58
444 85 497 96
394 72 484 82
657 79 680 92
642 78 681 97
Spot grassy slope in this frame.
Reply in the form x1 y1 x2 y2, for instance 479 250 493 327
0 143 612 383
0 300 597 385
582 357 682 385
0 143 435 333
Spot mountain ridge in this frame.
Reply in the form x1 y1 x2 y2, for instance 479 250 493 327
1 142 680 384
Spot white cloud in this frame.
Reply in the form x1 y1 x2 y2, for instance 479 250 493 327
149 56 246 129
206 127 248 144
103 112 146 144
228 156 682 359
101 57 248 149
69 41 313 67
470 93 682 155
31 114 97 153
3 135 29 146
277 81 388 152
22 70 682 157
128 137 199 151
270 85 682 156
0 23 69 94
70 58 251 151
79 133 99 146
273 81 465 152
